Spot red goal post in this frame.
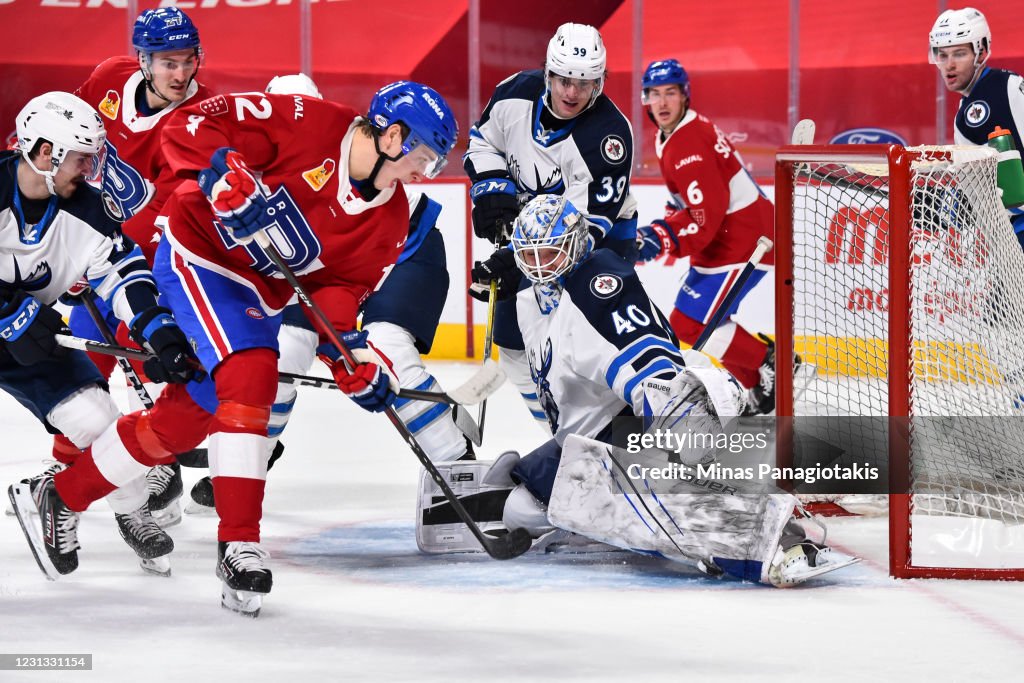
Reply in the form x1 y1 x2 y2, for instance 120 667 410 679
775 143 1024 580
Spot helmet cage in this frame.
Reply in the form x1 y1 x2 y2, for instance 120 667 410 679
512 194 590 284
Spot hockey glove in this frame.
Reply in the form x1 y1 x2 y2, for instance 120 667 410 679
197 148 270 245
128 307 198 384
469 246 521 302
0 291 70 366
317 330 398 413
635 220 680 263
470 178 519 244
57 279 91 307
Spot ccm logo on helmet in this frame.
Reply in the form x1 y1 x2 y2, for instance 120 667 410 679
421 92 445 119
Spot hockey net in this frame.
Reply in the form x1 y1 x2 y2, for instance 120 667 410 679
775 144 1024 579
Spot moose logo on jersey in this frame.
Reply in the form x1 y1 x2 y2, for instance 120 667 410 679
508 154 564 196
528 338 560 434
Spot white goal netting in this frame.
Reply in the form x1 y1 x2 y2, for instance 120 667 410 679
784 145 1024 574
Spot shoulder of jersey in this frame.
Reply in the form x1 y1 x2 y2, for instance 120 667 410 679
0 153 17 203
573 96 632 163
65 183 120 236
491 70 546 104
563 248 638 308
87 56 139 85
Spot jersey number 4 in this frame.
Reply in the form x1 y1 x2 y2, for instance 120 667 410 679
215 186 322 276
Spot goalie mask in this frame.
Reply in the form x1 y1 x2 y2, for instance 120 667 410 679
511 194 591 284
929 7 990 65
16 91 106 196
545 23 607 118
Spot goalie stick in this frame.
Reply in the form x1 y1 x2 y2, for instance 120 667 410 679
53 335 503 407
250 231 531 560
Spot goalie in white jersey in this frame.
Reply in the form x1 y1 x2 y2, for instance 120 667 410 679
420 194 857 586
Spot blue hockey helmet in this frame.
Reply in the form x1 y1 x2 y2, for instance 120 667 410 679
511 194 591 284
367 81 459 179
640 59 690 103
132 7 202 54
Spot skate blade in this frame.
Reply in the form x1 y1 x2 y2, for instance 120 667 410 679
183 499 215 516
774 553 861 587
140 555 172 577
221 586 263 618
151 501 182 528
7 484 60 581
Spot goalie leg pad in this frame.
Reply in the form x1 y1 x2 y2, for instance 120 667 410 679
548 434 799 578
416 459 513 553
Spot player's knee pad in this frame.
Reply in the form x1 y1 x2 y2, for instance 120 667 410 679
214 401 272 434
47 385 120 449
278 321 318 375
364 321 423 385
669 308 703 346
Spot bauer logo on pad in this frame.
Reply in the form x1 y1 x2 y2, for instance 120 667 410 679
302 158 336 192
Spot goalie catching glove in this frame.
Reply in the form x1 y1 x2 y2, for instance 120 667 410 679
317 330 399 413
198 147 272 244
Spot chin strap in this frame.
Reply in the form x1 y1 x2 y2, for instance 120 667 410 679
364 132 404 189
18 153 58 196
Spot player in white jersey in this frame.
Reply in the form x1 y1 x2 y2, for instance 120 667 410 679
3 92 197 579
465 23 639 428
420 195 856 586
928 7 1024 242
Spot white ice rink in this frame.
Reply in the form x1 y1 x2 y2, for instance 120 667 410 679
2 362 1024 682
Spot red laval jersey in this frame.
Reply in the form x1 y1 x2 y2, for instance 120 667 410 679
655 109 774 268
76 56 213 262
160 93 408 334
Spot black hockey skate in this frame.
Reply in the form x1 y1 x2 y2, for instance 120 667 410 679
186 442 285 515
746 334 803 415
217 541 273 618
8 474 81 580
146 462 183 528
5 461 66 517
115 502 175 577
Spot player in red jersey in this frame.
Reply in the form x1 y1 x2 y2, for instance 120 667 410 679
636 59 777 414
43 82 459 616
56 8 213 523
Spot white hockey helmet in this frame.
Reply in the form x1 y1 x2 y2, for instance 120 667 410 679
929 7 990 64
266 73 323 99
545 23 607 114
16 91 106 195
511 194 591 284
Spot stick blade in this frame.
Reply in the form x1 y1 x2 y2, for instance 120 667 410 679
791 119 816 145
484 527 533 560
447 360 506 405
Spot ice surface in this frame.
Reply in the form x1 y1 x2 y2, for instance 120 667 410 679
2 363 1023 681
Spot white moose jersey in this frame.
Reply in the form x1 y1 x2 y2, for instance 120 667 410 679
0 153 158 320
516 249 684 443
465 70 638 244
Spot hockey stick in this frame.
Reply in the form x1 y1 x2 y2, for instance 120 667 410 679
691 236 774 352
81 294 154 410
53 335 502 407
251 231 530 560
476 279 498 441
